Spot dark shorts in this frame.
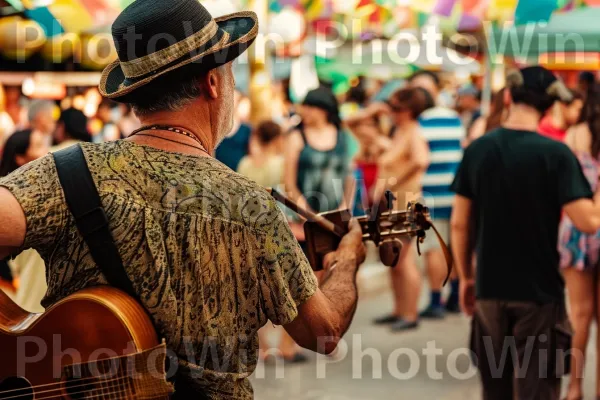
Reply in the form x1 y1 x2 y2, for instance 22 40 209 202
470 300 572 400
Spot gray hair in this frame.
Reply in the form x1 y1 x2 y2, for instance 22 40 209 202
28 100 55 122
131 66 224 117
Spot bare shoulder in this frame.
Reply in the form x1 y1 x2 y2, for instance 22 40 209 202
287 130 305 149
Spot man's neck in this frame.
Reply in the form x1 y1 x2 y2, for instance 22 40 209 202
502 104 542 133
137 107 216 152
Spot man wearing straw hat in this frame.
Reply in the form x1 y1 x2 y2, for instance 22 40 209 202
0 0 366 398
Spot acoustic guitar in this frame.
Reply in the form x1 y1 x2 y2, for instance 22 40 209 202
0 286 174 399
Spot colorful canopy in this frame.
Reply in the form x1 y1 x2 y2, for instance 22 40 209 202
491 6 600 56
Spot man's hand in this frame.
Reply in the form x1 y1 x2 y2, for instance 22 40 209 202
460 279 476 317
284 219 367 355
324 219 367 270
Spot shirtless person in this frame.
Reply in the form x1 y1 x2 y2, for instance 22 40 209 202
348 87 433 331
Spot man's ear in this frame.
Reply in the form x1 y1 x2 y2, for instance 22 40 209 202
204 69 220 99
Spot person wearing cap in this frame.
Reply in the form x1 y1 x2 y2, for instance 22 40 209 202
0 1 367 398
456 83 482 133
451 66 600 400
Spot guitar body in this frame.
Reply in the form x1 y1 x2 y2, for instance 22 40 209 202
0 286 173 399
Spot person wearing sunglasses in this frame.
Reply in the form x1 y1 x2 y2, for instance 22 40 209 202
368 87 435 331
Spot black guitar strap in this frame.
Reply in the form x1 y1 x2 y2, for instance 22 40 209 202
52 144 138 300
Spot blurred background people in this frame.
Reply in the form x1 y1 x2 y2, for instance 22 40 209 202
92 98 122 143
0 84 15 149
456 84 482 134
370 87 432 331
408 71 465 318
0 100 55 176
237 121 284 189
4 85 28 131
215 89 253 171
283 85 352 286
560 85 600 400
270 80 298 133
345 101 389 213
341 76 369 120
0 129 50 181
284 86 351 220
466 87 508 146
51 107 92 152
24 100 57 146
538 90 584 142
578 71 596 98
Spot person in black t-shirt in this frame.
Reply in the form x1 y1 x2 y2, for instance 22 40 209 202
451 66 600 400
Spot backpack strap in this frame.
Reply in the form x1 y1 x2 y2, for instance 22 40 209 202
52 144 138 299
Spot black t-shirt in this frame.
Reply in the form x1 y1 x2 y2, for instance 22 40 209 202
451 128 593 304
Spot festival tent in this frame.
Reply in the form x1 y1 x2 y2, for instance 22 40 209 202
490 6 600 57
313 33 481 85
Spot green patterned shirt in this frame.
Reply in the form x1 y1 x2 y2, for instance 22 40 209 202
0 140 318 399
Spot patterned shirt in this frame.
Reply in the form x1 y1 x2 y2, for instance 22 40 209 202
0 140 318 399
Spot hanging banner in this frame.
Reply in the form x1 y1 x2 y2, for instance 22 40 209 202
514 0 557 25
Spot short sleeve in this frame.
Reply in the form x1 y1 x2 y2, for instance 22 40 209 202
556 148 593 206
0 154 70 252
450 145 475 199
259 203 318 326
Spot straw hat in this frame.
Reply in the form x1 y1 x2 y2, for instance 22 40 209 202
99 0 258 102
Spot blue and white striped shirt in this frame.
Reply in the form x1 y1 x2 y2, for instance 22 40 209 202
419 107 465 220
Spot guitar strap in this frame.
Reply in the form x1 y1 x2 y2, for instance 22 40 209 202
52 144 138 300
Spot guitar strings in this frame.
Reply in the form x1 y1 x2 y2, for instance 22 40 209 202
0 377 125 400
23 387 169 400
0 376 131 400
0 374 128 397
0 354 170 397
0 378 169 400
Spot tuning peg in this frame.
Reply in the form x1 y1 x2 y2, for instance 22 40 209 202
379 239 403 267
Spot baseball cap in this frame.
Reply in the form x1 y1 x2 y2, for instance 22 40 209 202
457 84 480 98
506 66 573 103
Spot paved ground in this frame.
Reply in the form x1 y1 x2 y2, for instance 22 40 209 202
251 259 600 399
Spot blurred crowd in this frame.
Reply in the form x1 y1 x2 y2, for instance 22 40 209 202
0 68 599 379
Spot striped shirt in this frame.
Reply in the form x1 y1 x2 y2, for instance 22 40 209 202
419 107 465 220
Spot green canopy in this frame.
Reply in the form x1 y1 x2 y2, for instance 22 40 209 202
490 7 600 56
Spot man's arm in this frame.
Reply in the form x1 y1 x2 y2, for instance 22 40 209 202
283 220 366 354
0 188 26 259
564 193 600 234
450 195 474 281
344 102 389 129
